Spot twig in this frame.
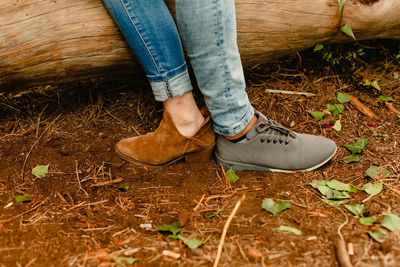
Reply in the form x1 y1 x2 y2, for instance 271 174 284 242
193 194 206 212
335 238 353 267
335 206 349 242
0 202 44 223
66 199 108 212
213 194 246 267
21 115 60 182
265 89 316 96
90 177 123 187
334 206 353 267
75 160 89 197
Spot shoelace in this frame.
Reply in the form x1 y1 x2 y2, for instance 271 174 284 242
256 118 296 145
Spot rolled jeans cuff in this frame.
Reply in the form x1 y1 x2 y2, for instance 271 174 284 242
149 68 193 102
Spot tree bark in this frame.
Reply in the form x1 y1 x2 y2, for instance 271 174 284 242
1 0 400 91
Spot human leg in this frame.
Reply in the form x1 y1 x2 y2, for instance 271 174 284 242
176 0 337 171
102 0 215 165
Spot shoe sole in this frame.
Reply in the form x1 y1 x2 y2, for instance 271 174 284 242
115 146 214 167
215 146 337 173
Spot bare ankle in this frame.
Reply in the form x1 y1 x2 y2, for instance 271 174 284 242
225 115 257 140
163 92 205 137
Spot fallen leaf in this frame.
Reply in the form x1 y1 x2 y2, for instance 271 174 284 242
364 165 392 179
320 199 346 206
367 229 388 243
360 216 377 226
15 194 31 203
113 257 138 266
326 179 352 192
343 138 369 154
337 93 351 103
342 154 360 164
327 104 345 117
261 198 291 216
333 120 342 131
362 182 383 195
156 222 183 235
377 95 395 102
345 204 367 217
308 111 325 121
205 209 222 220
32 164 49 178
276 225 302 235
178 235 208 249
226 169 239 184
117 182 130 192
381 214 400 232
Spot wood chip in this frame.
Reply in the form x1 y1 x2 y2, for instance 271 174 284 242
349 95 381 120
385 102 400 115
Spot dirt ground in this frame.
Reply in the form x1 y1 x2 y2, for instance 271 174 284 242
1 42 400 267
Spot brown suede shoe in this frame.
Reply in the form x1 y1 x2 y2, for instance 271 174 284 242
115 111 215 166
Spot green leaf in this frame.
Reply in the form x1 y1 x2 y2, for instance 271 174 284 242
226 169 239 184
381 169 393 177
177 235 206 249
327 104 345 117
362 182 383 195
156 222 183 235
381 214 400 232
326 189 350 200
367 229 388 243
15 194 31 203
32 164 49 178
333 120 342 131
397 115 400 121
308 111 325 121
337 93 351 103
326 179 352 191
276 225 302 235
342 154 360 164
310 180 327 189
261 198 291 216
341 24 356 40
343 138 369 154
364 165 392 179
317 185 332 196
360 216 377 225
117 182 130 192
321 199 346 206
205 209 223 220
349 186 359 193
114 257 138 266
338 0 345 12
370 81 381 91
377 95 395 102
345 204 367 217
373 133 388 138
314 43 324 52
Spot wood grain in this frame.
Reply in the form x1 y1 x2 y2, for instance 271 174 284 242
1 0 400 91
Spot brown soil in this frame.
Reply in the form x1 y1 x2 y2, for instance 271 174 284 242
1 45 400 267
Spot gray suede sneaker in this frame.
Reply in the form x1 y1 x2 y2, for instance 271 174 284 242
215 111 337 172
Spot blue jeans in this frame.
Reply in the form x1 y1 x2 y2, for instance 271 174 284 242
102 0 254 136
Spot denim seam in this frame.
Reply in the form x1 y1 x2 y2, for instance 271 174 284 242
120 0 162 76
146 62 187 80
215 1 233 118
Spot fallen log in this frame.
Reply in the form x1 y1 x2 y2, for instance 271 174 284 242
1 0 400 91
